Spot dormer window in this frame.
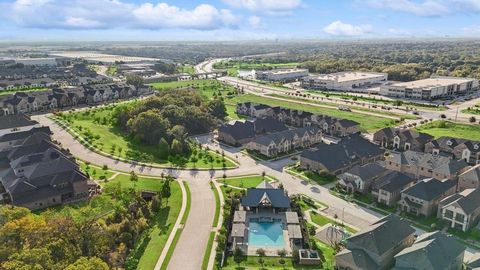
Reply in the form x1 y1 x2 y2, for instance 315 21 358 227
475 145 479 150
447 140 453 146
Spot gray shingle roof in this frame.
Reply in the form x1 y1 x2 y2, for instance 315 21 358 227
403 178 456 201
440 188 480 215
241 188 291 208
376 172 416 193
0 114 37 130
344 163 388 182
394 231 465 270
347 214 415 256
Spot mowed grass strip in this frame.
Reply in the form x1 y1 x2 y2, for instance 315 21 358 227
227 94 397 132
218 175 265 189
416 120 480 141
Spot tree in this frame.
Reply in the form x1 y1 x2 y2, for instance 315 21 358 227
207 98 227 120
158 138 170 158
170 138 184 155
233 247 244 266
127 111 170 145
130 171 138 183
278 258 286 269
151 194 161 212
256 248 266 257
2 248 53 270
161 179 171 203
126 75 144 88
64 257 109 270
470 116 477 123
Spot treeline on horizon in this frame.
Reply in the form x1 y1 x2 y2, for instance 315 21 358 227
104 40 480 80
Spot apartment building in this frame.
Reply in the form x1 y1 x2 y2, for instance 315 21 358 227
380 76 479 100
301 71 388 91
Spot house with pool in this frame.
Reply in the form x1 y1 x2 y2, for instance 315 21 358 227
230 181 304 256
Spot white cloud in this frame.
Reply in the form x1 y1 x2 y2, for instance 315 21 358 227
363 0 480 17
248 16 262 28
222 0 302 15
323 21 372 36
5 0 242 30
133 3 239 30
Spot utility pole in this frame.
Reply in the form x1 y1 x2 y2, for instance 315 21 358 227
455 107 459 122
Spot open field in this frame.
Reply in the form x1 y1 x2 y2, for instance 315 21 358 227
57 106 235 169
269 93 417 120
226 94 397 132
305 90 447 111
415 120 480 141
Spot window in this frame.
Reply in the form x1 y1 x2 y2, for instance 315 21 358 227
455 213 465 222
445 209 454 219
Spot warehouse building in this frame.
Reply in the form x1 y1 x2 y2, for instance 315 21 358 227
380 76 479 100
255 68 308 82
301 71 388 91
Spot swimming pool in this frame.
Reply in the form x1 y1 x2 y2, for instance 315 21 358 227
248 221 285 248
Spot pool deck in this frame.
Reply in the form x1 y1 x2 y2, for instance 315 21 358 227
245 212 293 256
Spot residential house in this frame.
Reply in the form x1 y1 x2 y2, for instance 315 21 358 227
218 118 288 146
393 231 465 270
300 134 384 175
425 136 480 165
373 127 433 151
398 178 457 217
246 127 322 157
337 163 389 194
0 114 39 136
372 172 416 207
385 150 470 180
467 254 480 270
335 214 415 270
438 188 480 231
0 126 51 150
459 164 480 191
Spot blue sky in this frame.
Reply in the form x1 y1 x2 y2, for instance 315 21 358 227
1 0 480 41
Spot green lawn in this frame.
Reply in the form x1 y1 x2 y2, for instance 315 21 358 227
310 212 356 234
149 79 237 101
179 64 196 75
78 160 116 180
202 231 216 270
227 94 397 132
218 175 266 189
314 240 335 269
285 165 337 186
181 182 191 225
225 104 246 120
415 120 480 141
0 86 49 96
56 107 235 169
37 194 120 223
135 181 183 270
268 93 417 120
210 182 221 227
104 174 166 191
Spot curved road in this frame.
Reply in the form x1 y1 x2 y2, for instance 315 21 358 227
34 113 381 269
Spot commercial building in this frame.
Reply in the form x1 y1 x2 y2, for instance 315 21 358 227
380 76 479 100
255 68 308 82
50 51 161 64
301 71 388 91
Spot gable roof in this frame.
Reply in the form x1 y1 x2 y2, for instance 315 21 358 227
394 231 465 270
389 150 469 176
347 214 415 256
241 188 291 208
343 163 388 182
301 134 384 172
440 188 480 215
376 172 416 193
403 178 456 201
218 120 255 141
460 164 480 183
0 114 37 130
